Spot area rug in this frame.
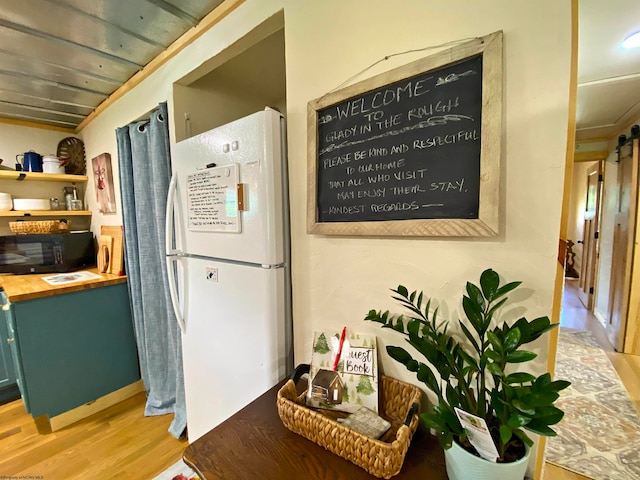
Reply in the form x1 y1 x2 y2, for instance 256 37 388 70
152 459 199 480
545 328 640 480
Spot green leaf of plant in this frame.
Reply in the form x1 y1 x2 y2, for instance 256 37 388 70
459 322 480 353
457 348 479 371
420 413 447 431
521 317 556 343
396 285 408 298
437 405 465 434
505 372 536 384
423 298 432 320
535 373 551 388
512 317 531 340
466 282 486 310
487 362 503 377
512 428 534 447
392 317 406 333
549 380 571 392
416 364 441 394
364 309 386 323
533 407 564 425
484 349 500 362
491 390 507 415
524 420 557 437
499 424 513 445
529 391 560 407
480 269 500 302
513 399 535 415
407 318 421 337
391 295 422 314
503 327 522 353
486 297 508 321
494 281 522 299
487 331 503 352
446 383 461 407
439 430 453 449
462 296 483 333
503 384 518 402
507 413 530 428
386 346 414 366
506 350 537 363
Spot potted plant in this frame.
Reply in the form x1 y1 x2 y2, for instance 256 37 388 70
365 268 569 480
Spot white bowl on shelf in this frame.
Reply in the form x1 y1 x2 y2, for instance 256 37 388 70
0 192 11 211
13 198 50 211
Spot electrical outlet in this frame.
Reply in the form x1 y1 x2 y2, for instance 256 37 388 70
206 267 218 282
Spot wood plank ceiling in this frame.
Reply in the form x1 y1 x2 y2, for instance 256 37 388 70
0 0 224 131
2 1 639 143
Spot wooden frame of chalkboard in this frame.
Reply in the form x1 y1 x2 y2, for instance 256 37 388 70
307 31 502 236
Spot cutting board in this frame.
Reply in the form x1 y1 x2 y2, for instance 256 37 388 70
97 235 113 273
101 225 124 275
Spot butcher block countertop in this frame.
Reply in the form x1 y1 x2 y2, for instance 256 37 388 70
0 268 127 303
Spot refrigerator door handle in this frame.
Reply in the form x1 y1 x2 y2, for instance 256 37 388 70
166 255 186 334
165 173 180 256
166 174 186 333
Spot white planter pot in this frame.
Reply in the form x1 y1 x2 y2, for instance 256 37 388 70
444 440 530 480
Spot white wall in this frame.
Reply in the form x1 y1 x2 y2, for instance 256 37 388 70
77 0 572 474
0 122 73 168
284 0 570 368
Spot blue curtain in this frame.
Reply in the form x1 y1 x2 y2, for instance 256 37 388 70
116 102 186 438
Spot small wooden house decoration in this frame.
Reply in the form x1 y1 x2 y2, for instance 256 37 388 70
310 369 345 405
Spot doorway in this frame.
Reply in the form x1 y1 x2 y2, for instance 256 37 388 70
566 158 603 337
569 136 640 354
577 161 603 310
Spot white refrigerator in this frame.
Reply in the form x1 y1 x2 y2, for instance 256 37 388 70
165 107 292 443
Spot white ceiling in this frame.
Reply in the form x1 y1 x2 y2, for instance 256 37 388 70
577 0 640 141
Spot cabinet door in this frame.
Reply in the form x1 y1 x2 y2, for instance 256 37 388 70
0 292 23 405
13 283 139 418
0 298 17 386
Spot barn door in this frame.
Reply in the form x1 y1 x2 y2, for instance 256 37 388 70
577 162 603 309
608 138 638 351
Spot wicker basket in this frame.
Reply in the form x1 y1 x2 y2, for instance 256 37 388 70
9 219 71 234
277 369 422 479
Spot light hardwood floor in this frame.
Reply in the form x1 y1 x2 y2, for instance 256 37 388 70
0 391 186 479
1 279 638 480
542 279 640 480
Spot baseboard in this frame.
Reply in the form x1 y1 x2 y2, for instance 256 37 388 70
49 380 145 431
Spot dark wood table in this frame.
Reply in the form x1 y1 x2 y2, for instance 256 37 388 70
183 380 448 479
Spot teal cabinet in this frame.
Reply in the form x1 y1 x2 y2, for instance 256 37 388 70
0 291 19 404
6 282 140 418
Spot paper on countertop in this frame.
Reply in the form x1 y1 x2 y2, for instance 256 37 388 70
42 271 103 285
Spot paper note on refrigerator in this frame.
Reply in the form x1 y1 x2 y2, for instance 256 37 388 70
186 164 241 233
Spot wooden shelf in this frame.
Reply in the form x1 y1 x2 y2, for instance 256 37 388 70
0 170 88 183
0 210 91 217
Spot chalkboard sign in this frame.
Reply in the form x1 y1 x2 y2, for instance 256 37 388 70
307 31 502 237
